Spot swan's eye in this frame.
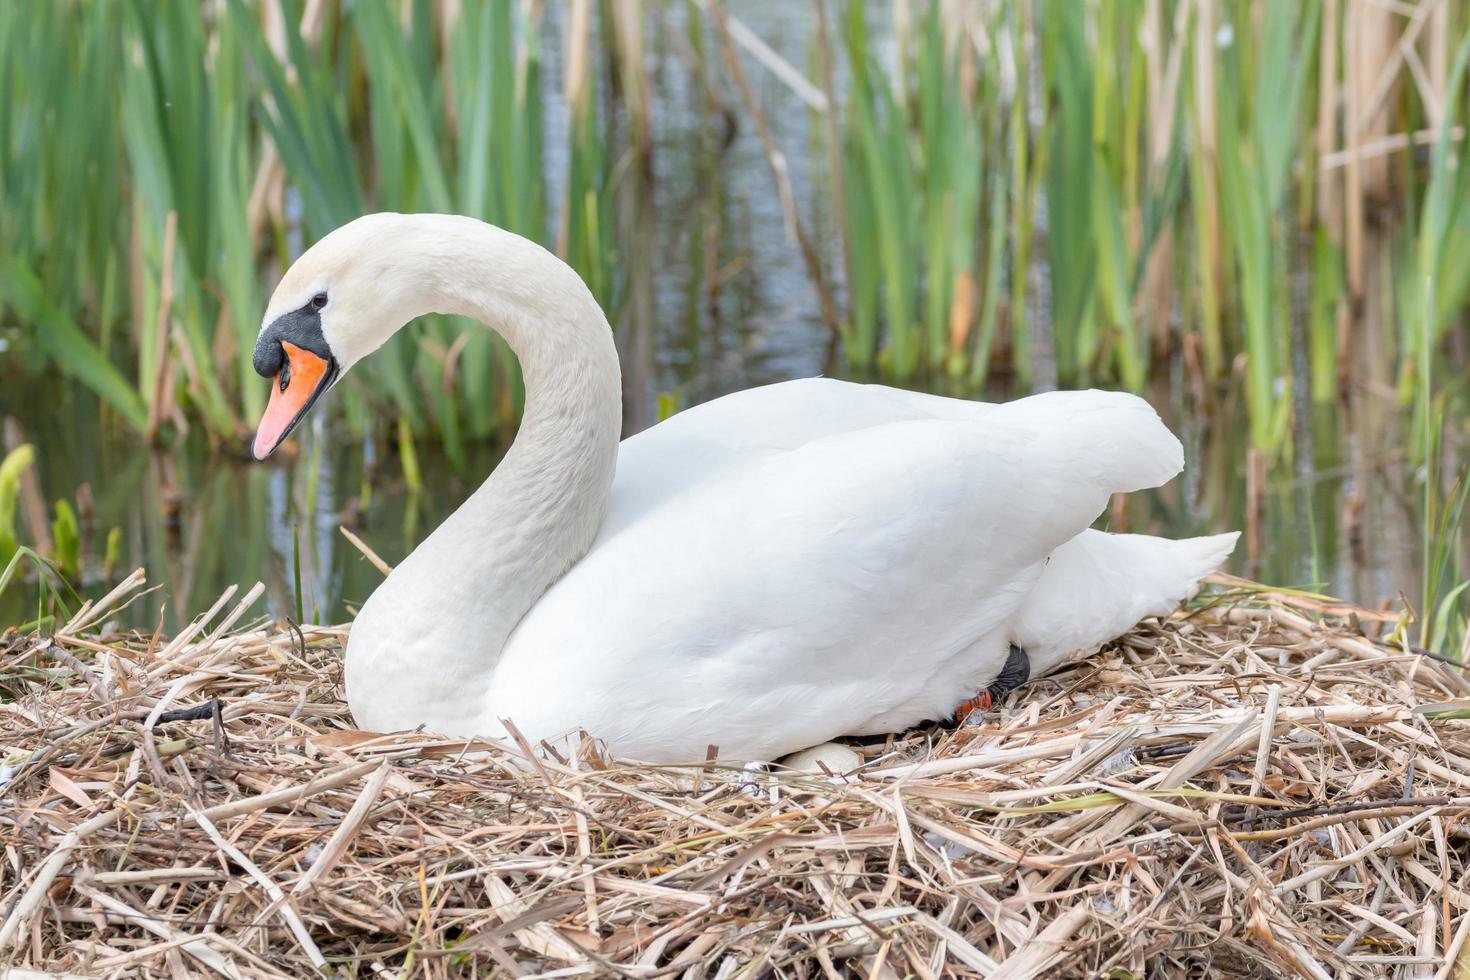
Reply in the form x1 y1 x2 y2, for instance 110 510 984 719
310 292 328 311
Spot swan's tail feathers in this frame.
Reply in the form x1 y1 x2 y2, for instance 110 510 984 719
997 389 1186 494
1011 528 1240 677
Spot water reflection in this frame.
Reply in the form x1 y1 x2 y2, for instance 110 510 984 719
0 349 1436 633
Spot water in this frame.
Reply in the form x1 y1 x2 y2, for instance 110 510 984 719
0 4 1450 632
0 340 1431 634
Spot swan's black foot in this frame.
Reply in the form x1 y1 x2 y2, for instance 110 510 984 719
954 645 1031 722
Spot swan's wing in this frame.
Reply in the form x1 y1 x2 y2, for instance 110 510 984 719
626 376 998 454
602 378 998 537
494 388 1183 761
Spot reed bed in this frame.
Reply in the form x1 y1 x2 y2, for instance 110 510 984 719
3 573 1470 977
0 0 610 465
7 3 1470 440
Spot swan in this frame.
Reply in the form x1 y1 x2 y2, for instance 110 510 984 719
249 212 1238 763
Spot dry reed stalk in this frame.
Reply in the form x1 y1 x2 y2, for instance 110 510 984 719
1191 0 1223 372
813 0 851 331
1140 0 1191 361
693 0 828 113
1317 0 1342 238
1429 0 1448 103
1246 446 1267 563
563 0 591 116
1349 0 1398 205
1320 126 1469 168
555 0 593 263
1353 0 1442 136
1345 2 1366 300
609 0 652 159
706 0 841 338
339 526 394 577
4 571 1470 976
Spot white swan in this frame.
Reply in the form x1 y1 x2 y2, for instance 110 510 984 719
249 213 1238 763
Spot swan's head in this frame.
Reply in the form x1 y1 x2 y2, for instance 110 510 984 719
250 213 444 459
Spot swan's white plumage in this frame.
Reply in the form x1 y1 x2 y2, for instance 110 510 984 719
490 380 1227 761
258 214 1238 764
1012 528 1240 677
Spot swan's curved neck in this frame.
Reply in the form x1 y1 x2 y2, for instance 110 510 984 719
350 218 621 713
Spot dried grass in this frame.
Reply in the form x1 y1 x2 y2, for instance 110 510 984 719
3 571 1470 978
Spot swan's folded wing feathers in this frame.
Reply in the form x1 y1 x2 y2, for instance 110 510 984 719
603 377 990 540
987 389 1184 493
622 376 996 454
496 397 1177 760
600 379 1165 546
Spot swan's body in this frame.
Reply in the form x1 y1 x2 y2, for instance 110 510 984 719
250 213 1237 763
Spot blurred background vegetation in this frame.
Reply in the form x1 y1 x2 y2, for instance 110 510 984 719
0 0 1466 655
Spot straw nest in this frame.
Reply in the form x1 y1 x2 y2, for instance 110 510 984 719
2 571 1469 979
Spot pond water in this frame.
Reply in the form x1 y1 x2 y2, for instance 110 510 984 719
0 3 1453 632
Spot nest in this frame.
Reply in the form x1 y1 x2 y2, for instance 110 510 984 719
2 571 1469 978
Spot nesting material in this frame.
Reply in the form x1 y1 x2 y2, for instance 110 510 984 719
3 571 1469 978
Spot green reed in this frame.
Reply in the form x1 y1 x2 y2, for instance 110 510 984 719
1213 1 1319 451
7 1 1464 460
814 2 1464 449
0 0 619 461
0 2 144 431
807 1 1467 648
1413 26 1470 654
0 445 32 567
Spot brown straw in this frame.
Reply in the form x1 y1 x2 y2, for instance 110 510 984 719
3 571 1468 976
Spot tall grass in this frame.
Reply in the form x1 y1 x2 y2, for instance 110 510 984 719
810 3 1463 450
5 1 1464 456
0 445 33 566
1213 1 1320 451
794 1 1467 649
0 0 619 460
0 1 1466 644
1413 26 1470 654
0 3 144 431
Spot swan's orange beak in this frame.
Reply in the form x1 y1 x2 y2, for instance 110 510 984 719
252 342 335 460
